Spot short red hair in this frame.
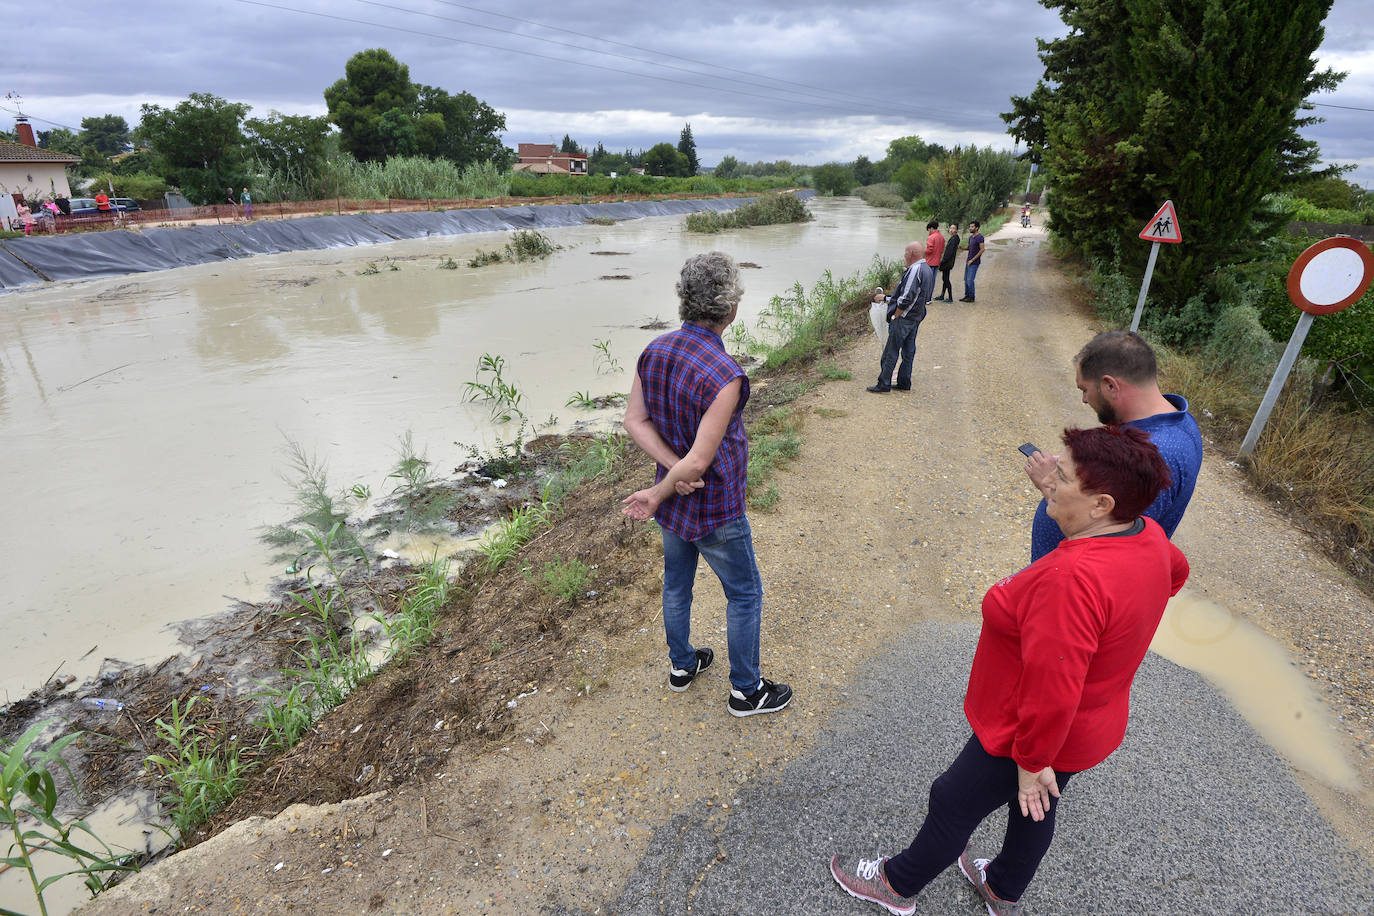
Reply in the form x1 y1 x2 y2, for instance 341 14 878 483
1062 425 1171 521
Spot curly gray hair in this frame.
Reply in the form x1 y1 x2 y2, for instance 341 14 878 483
676 251 742 324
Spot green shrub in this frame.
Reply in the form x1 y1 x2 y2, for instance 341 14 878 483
854 183 905 209
685 194 812 233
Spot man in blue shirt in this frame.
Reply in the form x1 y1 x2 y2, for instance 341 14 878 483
1026 331 1203 561
959 220 984 303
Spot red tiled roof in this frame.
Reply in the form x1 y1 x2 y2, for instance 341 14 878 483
0 140 80 163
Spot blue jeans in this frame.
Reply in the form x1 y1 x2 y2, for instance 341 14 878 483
963 261 981 299
877 313 924 388
661 516 762 693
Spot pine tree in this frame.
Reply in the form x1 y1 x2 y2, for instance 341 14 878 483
677 123 699 177
1003 0 1342 324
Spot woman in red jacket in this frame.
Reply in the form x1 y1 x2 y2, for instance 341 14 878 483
830 424 1189 916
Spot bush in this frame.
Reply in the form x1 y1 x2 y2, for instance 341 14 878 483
854 183 905 209
685 193 811 233
1203 305 1280 390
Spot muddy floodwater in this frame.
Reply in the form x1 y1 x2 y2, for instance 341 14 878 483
0 198 913 700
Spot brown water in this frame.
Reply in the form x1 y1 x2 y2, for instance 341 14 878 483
1150 590 1358 791
0 198 914 701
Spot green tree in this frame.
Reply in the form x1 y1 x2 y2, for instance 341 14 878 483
414 85 512 169
324 48 419 162
923 146 1020 224
852 155 876 186
714 154 740 179
893 159 927 201
813 163 855 196
245 111 332 182
1003 0 1343 323
79 114 131 156
37 127 82 156
139 92 251 204
644 142 688 177
677 123 699 177
560 133 580 154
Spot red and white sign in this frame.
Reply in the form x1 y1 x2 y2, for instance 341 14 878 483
1138 200 1182 243
1287 236 1374 316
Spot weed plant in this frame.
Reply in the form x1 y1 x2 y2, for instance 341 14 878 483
1 722 137 913
506 230 556 261
261 439 368 572
461 423 531 481
437 256 459 270
462 353 525 423
566 390 598 409
746 408 804 510
477 500 553 571
754 256 901 371
540 434 628 505
685 194 812 233
385 432 455 531
593 339 622 375
527 556 593 602
467 249 504 268
144 698 246 840
819 361 851 380
373 557 453 660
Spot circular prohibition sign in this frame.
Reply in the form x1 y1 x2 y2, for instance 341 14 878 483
1286 235 1374 316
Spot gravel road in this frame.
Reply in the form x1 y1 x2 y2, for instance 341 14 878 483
79 218 1374 916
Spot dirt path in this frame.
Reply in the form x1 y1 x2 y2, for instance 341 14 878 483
79 219 1374 915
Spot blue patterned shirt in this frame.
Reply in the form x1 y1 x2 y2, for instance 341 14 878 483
1030 394 1203 560
636 322 750 541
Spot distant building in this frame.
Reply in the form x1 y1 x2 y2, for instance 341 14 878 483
1 117 80 205
513 143 588 175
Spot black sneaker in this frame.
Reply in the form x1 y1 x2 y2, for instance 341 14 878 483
728 677 792 717
669 647 713 692
866 384 891 393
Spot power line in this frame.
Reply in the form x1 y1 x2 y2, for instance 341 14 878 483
424 0 934 116
1311 101 1374 112
232 0 979 126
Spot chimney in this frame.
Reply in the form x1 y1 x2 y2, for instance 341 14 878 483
15 116 36 147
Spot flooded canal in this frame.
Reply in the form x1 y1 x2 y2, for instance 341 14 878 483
0 198 913 701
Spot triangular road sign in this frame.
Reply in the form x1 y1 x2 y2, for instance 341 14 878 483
1139 200 1182 243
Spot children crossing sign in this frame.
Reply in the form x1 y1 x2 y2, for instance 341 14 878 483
1130 199 1184 331
1139 200 1182 243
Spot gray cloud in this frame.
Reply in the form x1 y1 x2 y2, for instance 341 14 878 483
2 0 1369 183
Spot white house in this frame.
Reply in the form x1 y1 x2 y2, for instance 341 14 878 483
1 117 80 208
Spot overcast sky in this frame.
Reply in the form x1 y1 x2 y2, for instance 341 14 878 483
2 0 1371 186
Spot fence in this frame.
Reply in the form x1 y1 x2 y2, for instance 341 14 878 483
8 190 763 235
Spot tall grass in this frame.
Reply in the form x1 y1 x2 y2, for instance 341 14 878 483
685 193 812 233
143 698 246 840
252 155 513 202
733 255 902 371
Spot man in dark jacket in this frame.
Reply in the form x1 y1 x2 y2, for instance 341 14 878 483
937 222 961 301
868 241 934 393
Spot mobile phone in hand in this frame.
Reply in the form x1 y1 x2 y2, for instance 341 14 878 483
1018 443 1040 457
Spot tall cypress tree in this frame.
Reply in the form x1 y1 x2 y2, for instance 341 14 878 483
677 123 699 177
1004 0 1342 325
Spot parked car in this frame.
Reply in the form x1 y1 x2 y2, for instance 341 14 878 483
67 197 141 216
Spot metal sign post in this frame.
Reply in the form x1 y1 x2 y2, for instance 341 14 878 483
1131 200 1183 332
1239 236 1374 457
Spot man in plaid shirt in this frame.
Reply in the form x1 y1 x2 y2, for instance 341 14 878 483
622 252 793 718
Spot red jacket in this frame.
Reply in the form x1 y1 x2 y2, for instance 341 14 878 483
964 518 1188 772
925 230 945 269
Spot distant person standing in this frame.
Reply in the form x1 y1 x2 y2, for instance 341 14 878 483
241 187 253 219
923 220 944 278
621 251 793 718
54 195 71 216
937 222 960 302
1025 330 1203 561
959 221 984 303
15 203 33 236
94 191 111 212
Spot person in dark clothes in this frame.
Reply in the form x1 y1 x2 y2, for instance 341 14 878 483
937 222 960 301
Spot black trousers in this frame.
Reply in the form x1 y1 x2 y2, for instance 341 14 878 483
938 265 954 299
882 733 1077 903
